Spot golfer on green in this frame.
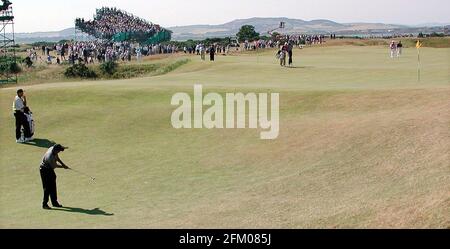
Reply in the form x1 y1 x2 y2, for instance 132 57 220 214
39 144 70 209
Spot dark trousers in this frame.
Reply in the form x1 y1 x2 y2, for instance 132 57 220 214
14 111 31 140
288 51 293 65
40 167 58 206
210 53 215 61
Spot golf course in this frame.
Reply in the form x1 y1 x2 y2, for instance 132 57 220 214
1 43 449 228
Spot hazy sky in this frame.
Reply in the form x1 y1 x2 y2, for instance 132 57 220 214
11 0 450 32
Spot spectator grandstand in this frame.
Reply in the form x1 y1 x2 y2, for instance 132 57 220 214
75 7 171 44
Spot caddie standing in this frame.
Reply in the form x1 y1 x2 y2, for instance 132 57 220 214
12 89 32 143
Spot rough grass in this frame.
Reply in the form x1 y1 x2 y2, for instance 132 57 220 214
0 46 449 228
324 37 450 48
110 63 161 79
403 37 450 48
154 59 190 76
110 58 190 79
2 58 191 86
17 65 67 85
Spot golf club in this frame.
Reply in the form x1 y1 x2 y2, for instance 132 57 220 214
69 168 96 182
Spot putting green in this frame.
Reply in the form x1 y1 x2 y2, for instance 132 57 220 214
1 46 449 228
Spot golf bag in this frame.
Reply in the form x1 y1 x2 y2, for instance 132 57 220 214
276 50 282 59
21 107 35 140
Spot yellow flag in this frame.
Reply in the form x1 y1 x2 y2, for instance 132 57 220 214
416 40 422 49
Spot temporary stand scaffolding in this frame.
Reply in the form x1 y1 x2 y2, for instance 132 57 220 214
0 0 17 84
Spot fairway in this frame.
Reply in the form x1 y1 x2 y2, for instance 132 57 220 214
1 46 449 228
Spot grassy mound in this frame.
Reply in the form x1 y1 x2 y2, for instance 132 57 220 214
110 59 190 79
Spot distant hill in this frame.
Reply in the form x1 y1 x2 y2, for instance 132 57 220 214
13 18 448 43
168 17 409 40
14 28 92 44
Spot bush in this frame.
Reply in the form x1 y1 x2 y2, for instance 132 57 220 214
31 41 56 47
430 32 445 37
64 63 97 78
9 62 22 74
0 59 21 74
99 61 118 76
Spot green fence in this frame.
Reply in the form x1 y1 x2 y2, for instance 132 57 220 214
111 32 135 42
111 30 172 44
144 30 172 45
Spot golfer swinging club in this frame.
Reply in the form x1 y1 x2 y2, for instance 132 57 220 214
39 144 70 209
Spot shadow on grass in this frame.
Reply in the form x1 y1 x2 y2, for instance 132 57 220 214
52 207 114 216
23 138 56 149
286 66 314 69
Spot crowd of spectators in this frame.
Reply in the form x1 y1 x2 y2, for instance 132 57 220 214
26 41 179 66
75 7 161 40
242 34 330 51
